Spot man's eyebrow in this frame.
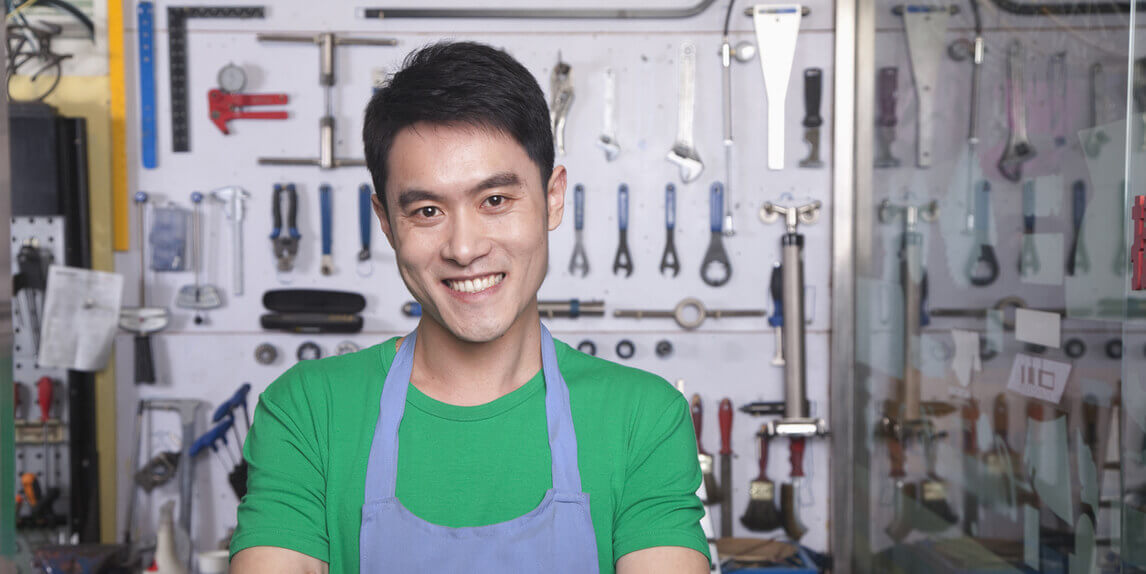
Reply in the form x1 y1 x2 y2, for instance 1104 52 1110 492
396 172 524 210
395 189 443 210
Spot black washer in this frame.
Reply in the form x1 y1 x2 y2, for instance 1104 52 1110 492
577 340 597 356
297 341 322 361
615 339 635 360
1064 338 1086 359
655 340 673 358
1105 339 1123 360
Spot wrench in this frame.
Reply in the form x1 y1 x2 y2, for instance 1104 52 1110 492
596 67 620 161
550 53 574 157
1067 180 1089 276
875 67 901 168
768 262 785 366
998 40 1036 182
966 181 999 286
614 297 765 330
210 186 250 295
320 183 334 275
1085 63 1110 159
659 183 680 277
1019 180 1040 277
701 182 731 287
667 41 703 183
568 183 589 277
613 183 633 277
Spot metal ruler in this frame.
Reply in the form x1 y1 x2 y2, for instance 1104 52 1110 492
137 1 157 168
167 5 265 153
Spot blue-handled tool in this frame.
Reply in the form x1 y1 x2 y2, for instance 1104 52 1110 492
320 184 334 275
190 417 234 458
660 184 680 276
1067 180 1089 276
358 184 375 277
568 184 589 276
612 184 632 277
769 262 785 366
138 1 157 168
212 383 251 425
701 182 732 286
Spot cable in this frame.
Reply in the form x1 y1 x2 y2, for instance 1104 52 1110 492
721 0 736 36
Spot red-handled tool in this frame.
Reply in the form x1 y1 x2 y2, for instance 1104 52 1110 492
208 89 289 134
14 382 22 420
741 428 781 532
37 377 53 487
718 398 733 537
781 437 808 540
691 394 719 504
885 435 912 541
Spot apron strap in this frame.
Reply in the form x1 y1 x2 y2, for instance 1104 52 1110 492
540 324 583 493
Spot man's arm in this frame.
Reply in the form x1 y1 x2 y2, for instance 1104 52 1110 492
616 546 709 574
231 546 328 574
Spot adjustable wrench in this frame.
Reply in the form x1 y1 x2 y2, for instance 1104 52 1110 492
613 184 633 277
1067 180 1089 276
701 182 732 287
660 183 680 277
966 181 999 286
901 4 950 168
320 183 334 275
550 53 574 157
666 42 703 183
1019 180 1040 277
596 67 620 161
751 4 803 171
799 68 824 168
211 186 250 295
875 67 901 168
998 40 1036 182
568 184 589 277
1085 63 1110 159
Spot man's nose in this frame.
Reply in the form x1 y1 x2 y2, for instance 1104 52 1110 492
441 210 491 267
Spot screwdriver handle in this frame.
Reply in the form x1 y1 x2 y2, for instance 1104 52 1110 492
665 184 676 231
803 68 823 128
888 436 906 478
789 437 807 478
709 182 724 233
617 184 629 231
718 398 732 455
574 184 585 231
36 377 52 422
756 429 771 479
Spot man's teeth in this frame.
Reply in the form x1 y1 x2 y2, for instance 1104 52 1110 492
448 273 504 294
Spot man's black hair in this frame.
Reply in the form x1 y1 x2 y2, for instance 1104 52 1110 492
363 41 554 215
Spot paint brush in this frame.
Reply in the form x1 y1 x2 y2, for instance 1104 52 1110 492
691 394 720 504
740 428 782 532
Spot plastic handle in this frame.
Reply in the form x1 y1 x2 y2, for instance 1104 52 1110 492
135 335 156 385
690 394 706 454
1072 181 1087 229
359 184 373 250
768 263 784 327
618 184 629 231
718 399 732 455
993 394 1008 437
877 67 898 126
803 68 823 128
574 184 585 231
36 377 52 421
271 184 283 236
789 437 806 478
191 417 234 457
286 184 300 238
1022 181 1036 232
665 184 676 230
974 181 991 233
709 182 724 233
757 431 770 479
213 383 253 423
320 184 333 255
190 191 203 204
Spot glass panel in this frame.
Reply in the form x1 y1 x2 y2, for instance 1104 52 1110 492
853 1 1136 572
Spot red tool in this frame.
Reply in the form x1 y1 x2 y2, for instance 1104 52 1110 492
14 381 22 420
37 377 53 487
718 399 733 537
208 89 289 134
1132 195 1145 290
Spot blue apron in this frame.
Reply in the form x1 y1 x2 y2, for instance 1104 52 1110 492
360 324 600 573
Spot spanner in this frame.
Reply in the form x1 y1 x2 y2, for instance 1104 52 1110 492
998 40 1036 182
875 67 901 168
768 262 785 366
1067 180 1089 276
320 183 334 275
701 182 731 286
210 186 250 295
550 53 574 157
660 183 680 277
568 183 589 277
1019 180 1040 277
966 181 999 286
596 67 620 161
613 184 633 277
1085 63 1110 158
667 42 703 183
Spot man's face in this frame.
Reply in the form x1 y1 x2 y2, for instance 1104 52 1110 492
374 123 566 343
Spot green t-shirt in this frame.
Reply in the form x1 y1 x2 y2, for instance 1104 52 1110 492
230 336 710 573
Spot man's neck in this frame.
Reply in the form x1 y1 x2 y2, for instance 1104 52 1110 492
408 310 543 407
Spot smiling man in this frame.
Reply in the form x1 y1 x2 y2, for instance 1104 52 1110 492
229 42 710 573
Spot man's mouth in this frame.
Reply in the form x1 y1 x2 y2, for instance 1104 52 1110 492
444 273 506 294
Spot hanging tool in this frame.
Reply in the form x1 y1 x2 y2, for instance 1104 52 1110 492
1134 57 1145 152
898 4 952 168
660 183 680 277
875 67 901 168
257 32 397 168
692 395 720 504
1084 63 1110 158
719 398 733 537
155 500 188 574
982 394 1018 513
749 4 804 170
1067 180 1089 276
211 185 250 295
613 184 632 277
919 431 959 529
614 297 765 330
119 192 169 385
741 429 782 532
719 14 756 236
176 191 222 325
1019 180 1040 277
568 184 589 277
358 184 374 277
798 68 824 168
966 181 999 286
549 52 574 156
37 377 53 489
135 450 180 492
144 398 202 570
885 434 913 541
998 40 1036 181
14 238 50 355
137 1 157 168
962 400 980 536
596 67 620 161
667 41 703 183
271 183 301 273
14 382 23 421
207 88 289 134
960 0 984 231
701 182 732 287
1048 53 1067 148
1023 400 1072 523
320 183 334 275
404 299 604 319
780 437 808 540
768 263 785 366
167 5 266 152
359 0 719 19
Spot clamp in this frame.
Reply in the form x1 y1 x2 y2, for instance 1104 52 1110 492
208 89 289 134
271 183 301 272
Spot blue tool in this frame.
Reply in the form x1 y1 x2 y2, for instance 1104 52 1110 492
612 184 632 276
212 382 251 425
190 416 236 467
137 1 157 168
659 183 680 276
358 184 374 276
321 184 334 275
701 182 731 286
769 262 784 366
568 184 588 276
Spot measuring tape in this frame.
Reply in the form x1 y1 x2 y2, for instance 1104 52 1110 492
137 1 157 168
167 5 265 153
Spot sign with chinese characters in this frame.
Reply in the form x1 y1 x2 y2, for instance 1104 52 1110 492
1006 354 1072 404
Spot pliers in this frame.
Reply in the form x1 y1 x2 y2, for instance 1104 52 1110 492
271 183 300 272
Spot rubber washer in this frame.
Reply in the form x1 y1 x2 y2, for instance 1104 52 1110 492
1064 338 1086 359
616 339 635 360
254 343 278 365
577 340 597 356
297 341 322 361
655 340 673 358
1105 339 1123 360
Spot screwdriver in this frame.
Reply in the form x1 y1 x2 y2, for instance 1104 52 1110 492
37 377 52 487
14 381 22 421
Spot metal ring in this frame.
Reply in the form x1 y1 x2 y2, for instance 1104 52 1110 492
336 341 360 355
1064 338 1086 359
655 340 674 358
993 296 1027 330
673 297 708 330
577 340 597 356
254 343 278 365
297 341 322 361
615 339 635 359
1105 339 1123 360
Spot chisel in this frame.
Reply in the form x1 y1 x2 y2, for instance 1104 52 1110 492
719 398 733 537
691 394 719 504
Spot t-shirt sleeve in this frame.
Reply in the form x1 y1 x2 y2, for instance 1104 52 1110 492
612 385 711 562
230 364 330 563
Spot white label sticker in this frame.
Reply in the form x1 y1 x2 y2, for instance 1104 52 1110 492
1007 354 1072 404
1015 308 1062 348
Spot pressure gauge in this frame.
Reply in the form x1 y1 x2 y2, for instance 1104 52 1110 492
217 63 247 93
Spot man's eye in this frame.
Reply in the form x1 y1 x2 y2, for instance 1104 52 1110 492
417 206 439 218
485 195 505 207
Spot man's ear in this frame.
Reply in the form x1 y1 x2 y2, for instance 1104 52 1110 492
372 194 397 249
546 165 567 232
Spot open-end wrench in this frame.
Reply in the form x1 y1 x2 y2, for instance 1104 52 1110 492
667 42 703 183
613 184 633 277
701 182 732 287
320 183 334 275
1048 53 1067 148
597 67 620 161
799 68 824 168
357 183 374 277
1085 63 1110 158
1019 180 1040 277
660 183 680 277
998 40 1036 182
550 53 574 157
901 4 950 168
568 184 589 276
1133 58 1145 152
875 67 901 168
210 185 250 295
1067 180 1089 276
769 262 785 366
751 4 803 171
966 181 999 286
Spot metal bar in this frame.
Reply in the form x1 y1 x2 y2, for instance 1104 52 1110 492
782 234 807 419
359 0 718 20
988 0 1144 15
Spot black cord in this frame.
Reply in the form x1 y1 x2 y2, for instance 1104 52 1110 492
989 0 1143 15
721 0 736 36
969 0 982 35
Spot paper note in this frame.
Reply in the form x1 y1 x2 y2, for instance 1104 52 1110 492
1006 354 1072 404
1015 308 1062 348
950 329 982 387
37 266 124 371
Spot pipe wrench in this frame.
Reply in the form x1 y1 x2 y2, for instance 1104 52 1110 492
549 53 574 157
751 4 803 171
998 40 1036 182
901 4 950 168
